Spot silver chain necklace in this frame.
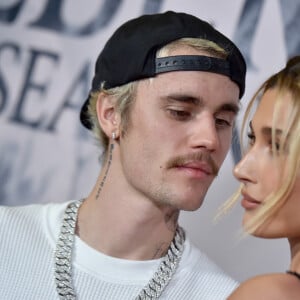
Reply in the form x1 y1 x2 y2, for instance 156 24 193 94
54 200 185 299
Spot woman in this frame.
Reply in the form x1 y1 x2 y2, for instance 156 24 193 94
224 56 300 299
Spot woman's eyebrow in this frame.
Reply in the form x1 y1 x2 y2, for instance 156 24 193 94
249 121 284 136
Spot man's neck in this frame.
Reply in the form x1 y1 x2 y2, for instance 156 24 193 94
76 172 179 260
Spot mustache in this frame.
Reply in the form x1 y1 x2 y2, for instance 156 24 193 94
166 152 219 176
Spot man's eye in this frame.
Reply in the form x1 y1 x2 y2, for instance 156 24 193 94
215 118 231 128
168 109 191 120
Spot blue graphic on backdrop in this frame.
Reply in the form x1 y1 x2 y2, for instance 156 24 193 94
0 0 163 35
0 0 164 205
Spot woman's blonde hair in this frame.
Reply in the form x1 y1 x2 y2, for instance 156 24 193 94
86 38 228 158
218 56 300 234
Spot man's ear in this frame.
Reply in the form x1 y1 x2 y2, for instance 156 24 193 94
96 92 120 139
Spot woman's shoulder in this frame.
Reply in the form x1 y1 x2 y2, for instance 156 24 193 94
228 273 300 300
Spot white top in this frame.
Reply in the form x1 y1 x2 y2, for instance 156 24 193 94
0 202 238 299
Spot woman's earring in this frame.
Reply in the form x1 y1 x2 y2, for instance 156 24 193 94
112 132 117 140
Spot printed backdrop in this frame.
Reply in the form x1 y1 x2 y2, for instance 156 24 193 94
1 0 299 281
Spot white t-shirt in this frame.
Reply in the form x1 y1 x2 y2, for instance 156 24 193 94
0 202 238 299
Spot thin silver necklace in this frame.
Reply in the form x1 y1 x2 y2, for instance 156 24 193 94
54 200 185 299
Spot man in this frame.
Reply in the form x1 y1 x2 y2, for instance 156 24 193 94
0 11 246 299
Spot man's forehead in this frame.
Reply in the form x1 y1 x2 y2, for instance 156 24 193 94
150 68 239 97
135 76 239 113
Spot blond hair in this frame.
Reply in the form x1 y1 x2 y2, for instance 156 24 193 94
218 56 300 234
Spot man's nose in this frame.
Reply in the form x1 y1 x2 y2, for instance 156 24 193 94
189 114 220 152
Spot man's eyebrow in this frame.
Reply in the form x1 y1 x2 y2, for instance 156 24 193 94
163 94 239 114
216 103 240 115
163 94 201 105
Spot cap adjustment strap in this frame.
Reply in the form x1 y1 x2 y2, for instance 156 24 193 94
155 55 230 77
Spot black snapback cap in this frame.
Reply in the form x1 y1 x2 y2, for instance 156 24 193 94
80 11 246 130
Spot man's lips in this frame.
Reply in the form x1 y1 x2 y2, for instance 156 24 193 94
241 191 261 210
180 162 212 175
173 161 213 178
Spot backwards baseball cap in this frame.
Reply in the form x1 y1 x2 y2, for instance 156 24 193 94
80 11 246 130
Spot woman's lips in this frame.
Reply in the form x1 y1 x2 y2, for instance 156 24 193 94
241 192 261 210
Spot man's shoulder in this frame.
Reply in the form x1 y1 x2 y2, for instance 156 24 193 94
175 236 238 295
182 237 234 275
0 201 72 253
168 236 238 299
0 201 69 228
0 202 44 222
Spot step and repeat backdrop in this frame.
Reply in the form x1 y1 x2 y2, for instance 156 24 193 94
1 0 299 281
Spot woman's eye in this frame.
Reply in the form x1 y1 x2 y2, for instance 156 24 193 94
247 132 255 146
269 140 281 152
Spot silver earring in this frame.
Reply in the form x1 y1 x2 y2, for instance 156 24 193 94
112 132 116 140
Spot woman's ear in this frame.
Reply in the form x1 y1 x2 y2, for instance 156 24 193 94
96 92 120 139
